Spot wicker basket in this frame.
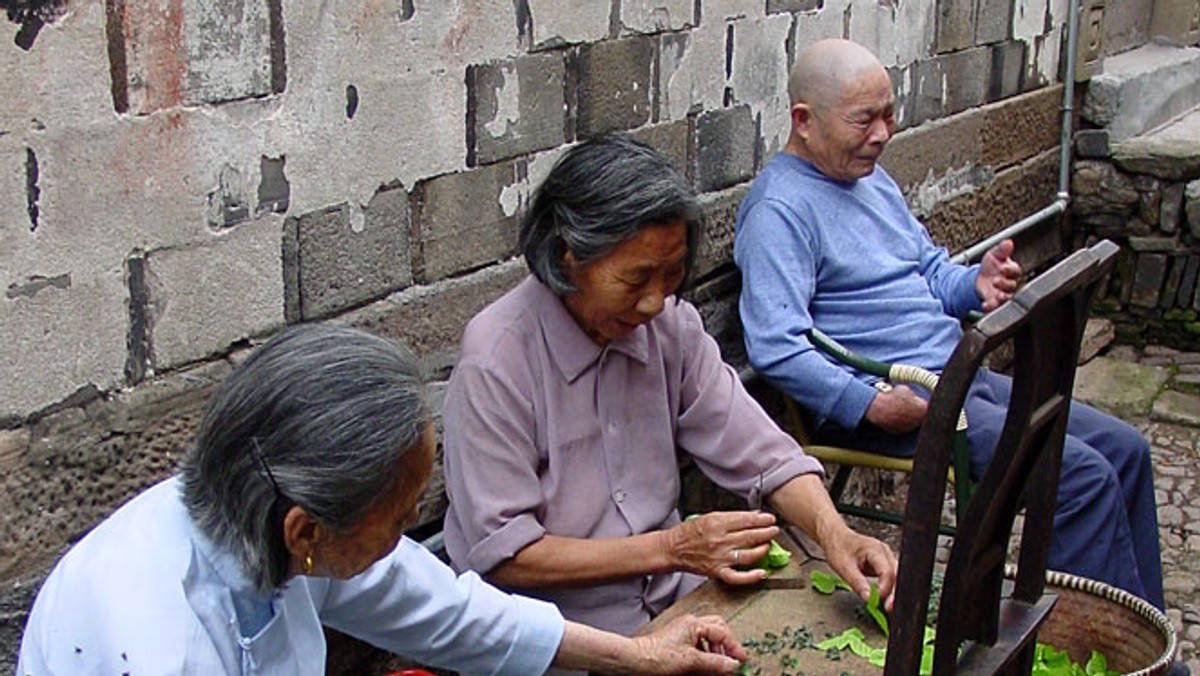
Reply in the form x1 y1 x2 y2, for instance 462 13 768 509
1012 567 1178 675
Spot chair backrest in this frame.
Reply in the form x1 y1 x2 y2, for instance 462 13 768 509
883 240 1120 676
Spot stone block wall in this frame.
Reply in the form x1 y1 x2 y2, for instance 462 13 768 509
1 0 1132 669
1072 42 1200 350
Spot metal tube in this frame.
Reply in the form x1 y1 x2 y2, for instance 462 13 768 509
951 200 1068 263
951 0 1081 263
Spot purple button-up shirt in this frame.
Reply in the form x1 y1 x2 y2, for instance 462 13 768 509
442 276 823 636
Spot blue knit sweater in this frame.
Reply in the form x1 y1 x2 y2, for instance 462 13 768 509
734 152 982 431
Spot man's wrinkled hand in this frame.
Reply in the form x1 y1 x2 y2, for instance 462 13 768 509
864 385 927 435
976 239 1022 312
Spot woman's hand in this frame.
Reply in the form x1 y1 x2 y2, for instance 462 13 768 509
629 614 747 674
664 511 779 585
556 615 745 674
821 526 899 612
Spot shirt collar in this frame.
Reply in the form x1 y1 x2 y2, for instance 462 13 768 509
525 276 650 383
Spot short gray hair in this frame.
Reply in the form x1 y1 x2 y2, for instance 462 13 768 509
520 134 702 295
180 324 428 592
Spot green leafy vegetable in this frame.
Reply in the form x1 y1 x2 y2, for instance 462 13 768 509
759 539 793 570
865 582 889 637
809 569 853 594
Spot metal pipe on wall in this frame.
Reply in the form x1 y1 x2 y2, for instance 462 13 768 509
951 0 1082 264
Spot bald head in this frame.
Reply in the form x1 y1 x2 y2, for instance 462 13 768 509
789 39 887 110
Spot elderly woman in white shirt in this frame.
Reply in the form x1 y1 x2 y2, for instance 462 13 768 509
17 325 746 675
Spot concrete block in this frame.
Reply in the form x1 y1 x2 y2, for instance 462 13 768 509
1 273 127 421
976 0 1014 45
1188 179 1200 238
1 375 208 585
1131 253 1168 308
880 110 984 192
628 120 692 181
1151 389 1200 427
658 26 726 122
619 0 695 33
575 36 655 138
695 184 750 280
1081 44 1200 142
989 40 1026 101
1112 108 1200 181
1075 129 1111 159
284 186 414 322
114 0 276 114
146 218 284 370
410 162 523 284
935 0 975 53
1127 237 1178 254
525 0 610 47
1160 182 1185 234
1149 0 1200 47
767 0 823 11
910 55 946 126
980 84 1061 170
942 47 993 116
342 259 529 365
1012 0 1050 41
701 0 767 21
1101 0 1153 55
925 148 1059 253
467 52 567 166
0 3 114 125
729 14 793 152
846 0 937 69
693 104 757 192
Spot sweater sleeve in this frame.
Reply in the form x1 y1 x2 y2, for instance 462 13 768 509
735 198 879 430
320 537 564 676
912 214 984 318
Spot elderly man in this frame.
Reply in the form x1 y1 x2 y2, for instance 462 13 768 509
735 39 1170 624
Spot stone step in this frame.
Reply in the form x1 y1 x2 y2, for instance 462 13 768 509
1082 43 1200 144
1113 107 1200 182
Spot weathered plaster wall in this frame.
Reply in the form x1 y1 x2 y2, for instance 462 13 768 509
0 0 1141 670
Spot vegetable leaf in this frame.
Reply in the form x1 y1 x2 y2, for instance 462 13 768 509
810 570 853 594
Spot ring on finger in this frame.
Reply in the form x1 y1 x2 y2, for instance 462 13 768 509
732 549 741 567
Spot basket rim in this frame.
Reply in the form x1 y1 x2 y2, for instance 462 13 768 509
1004 564 1178 676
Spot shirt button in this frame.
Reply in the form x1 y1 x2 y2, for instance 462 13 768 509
614 489 626 503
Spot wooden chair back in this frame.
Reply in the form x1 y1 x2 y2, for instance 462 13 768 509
884 239 1119 676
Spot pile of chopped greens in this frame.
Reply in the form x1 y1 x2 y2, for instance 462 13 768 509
734 570 1119 676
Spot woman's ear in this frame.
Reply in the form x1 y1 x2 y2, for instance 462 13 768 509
282 505 322 560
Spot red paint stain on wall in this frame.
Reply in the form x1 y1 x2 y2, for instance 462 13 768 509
126 0 187 114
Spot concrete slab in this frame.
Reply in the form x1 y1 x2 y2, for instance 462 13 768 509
1113 108 1200 182
1082 43 1200 142
1079 317 1116 364
1152 389 1200 427
1073 356 1170 418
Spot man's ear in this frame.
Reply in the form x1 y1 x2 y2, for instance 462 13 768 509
282 505 323 560
791 103 814 139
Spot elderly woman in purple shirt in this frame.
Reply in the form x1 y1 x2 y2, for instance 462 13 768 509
442 135 897 649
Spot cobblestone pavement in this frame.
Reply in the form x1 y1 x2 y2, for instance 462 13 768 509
1143 418 1200 675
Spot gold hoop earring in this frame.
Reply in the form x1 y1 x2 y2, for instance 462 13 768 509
304 553 314 575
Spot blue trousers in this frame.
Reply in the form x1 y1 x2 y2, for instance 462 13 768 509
819 369 1165 610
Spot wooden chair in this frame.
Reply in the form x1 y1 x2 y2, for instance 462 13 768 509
884 239 1119 676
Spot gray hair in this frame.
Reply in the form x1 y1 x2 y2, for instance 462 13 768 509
180 324 428 592
520 134 702 295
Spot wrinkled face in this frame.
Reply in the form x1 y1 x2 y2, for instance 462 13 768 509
804 67 895 182
562 220 688 346
316 423 435 579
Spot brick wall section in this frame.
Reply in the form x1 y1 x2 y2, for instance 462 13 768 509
2 0 1122 669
